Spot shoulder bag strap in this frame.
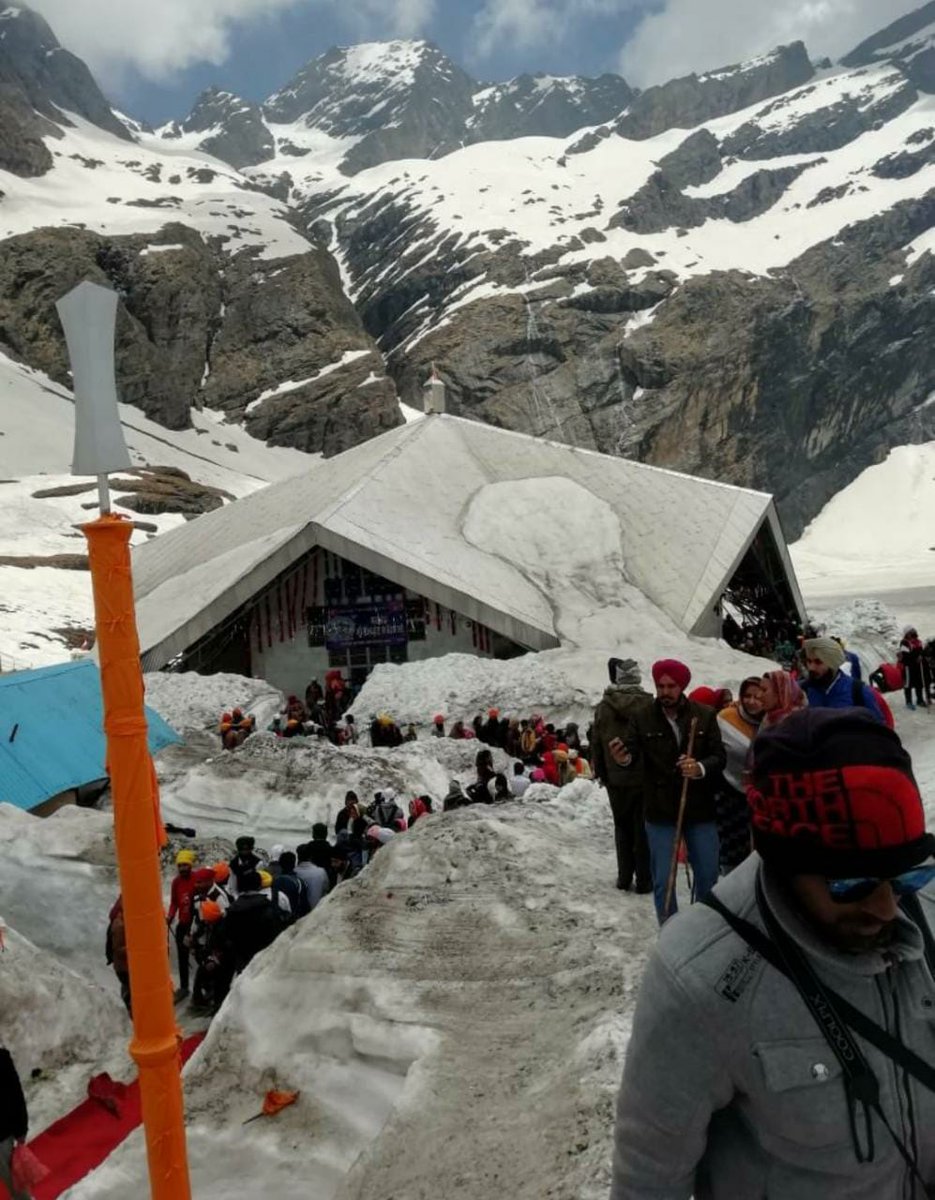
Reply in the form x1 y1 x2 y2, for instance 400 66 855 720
704 886 935 1191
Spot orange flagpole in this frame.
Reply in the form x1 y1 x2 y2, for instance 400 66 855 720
83 512 192 1199
58 279 191 1197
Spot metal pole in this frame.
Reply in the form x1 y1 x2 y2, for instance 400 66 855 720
97 473 111 515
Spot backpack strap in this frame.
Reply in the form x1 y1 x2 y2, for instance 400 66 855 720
852 677 865 708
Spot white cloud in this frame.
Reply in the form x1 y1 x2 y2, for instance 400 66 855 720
471 0 642 59
28 0 436 86
618 0 925 88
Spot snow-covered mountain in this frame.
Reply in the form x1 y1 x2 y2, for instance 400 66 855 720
1 1 935 668
162 40 635 177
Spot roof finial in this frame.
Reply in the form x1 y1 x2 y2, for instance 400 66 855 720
423 363 446 414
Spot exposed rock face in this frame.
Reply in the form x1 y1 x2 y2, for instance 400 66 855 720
609 162 817 235
0 5 130 160
0 89 57 176
615 42 815 140
0 223 401 453
204 247 401 454
111 467 232 517
842 1 935 91
722 68 918 159
0 225 218 428
162 87 274 168
469 74 633 141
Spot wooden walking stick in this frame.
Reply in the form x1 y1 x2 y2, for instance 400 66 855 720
663 716 699 920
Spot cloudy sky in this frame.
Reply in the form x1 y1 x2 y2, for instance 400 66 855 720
29 0 922 123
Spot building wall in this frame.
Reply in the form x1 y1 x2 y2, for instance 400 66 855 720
249 548 506 698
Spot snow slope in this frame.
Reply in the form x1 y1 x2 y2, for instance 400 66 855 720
0 111 309 260
791 441 935 611
0 351 310 668
0 920 128 1133
66 780 652 1200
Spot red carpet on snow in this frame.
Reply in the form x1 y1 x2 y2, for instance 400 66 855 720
1 1033 205 1200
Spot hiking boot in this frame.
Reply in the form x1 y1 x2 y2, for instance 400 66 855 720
173 987 190 1004
616 876 632 891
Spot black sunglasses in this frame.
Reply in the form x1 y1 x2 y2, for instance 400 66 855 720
827 865 935 905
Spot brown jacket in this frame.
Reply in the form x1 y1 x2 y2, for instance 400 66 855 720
625 697 725 824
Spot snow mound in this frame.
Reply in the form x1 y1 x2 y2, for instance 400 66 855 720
353 637 778 730
815 597 904 675
352 649 593 728
156 730 514 846
144 671 283 734
67 786 655 1200
0 804 119 990
0 921 128 1131
819 598 903 646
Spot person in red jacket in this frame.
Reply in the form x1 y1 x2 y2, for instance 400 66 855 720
166 850 197 1002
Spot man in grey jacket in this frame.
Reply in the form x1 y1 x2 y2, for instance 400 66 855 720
612 709 935 1199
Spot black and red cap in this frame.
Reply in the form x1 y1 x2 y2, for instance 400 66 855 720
747 708 935 879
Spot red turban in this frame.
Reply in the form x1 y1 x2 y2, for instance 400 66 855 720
652 659 692 691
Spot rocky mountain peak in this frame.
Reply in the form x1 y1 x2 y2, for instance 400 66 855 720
161 85 273 168
841 1 935 90
264 39 467 130
615 41 815 139
0 2 131 177
469 72 633 141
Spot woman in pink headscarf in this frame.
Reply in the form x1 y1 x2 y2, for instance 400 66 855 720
757 670 807 729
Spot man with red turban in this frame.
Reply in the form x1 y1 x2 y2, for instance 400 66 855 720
609 659 726 923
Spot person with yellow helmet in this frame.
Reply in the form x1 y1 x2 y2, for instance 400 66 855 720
167 849 197 1002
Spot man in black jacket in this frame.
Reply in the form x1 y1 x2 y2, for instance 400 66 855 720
592 658 654 893
0 1046 29 1200
222 871 284 974
271 852 310 922
610 658 726 924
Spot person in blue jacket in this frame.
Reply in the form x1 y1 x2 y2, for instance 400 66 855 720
833 636 863 682
803 637 885 722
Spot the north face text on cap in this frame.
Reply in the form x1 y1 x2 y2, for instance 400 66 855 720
749 766 923 851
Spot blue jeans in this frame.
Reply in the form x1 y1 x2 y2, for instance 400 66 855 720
645 821 720 925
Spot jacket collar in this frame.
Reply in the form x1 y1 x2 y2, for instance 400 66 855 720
653 696 688 719
760 860 925 978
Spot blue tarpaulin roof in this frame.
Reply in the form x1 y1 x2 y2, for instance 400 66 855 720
0 660 181 812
